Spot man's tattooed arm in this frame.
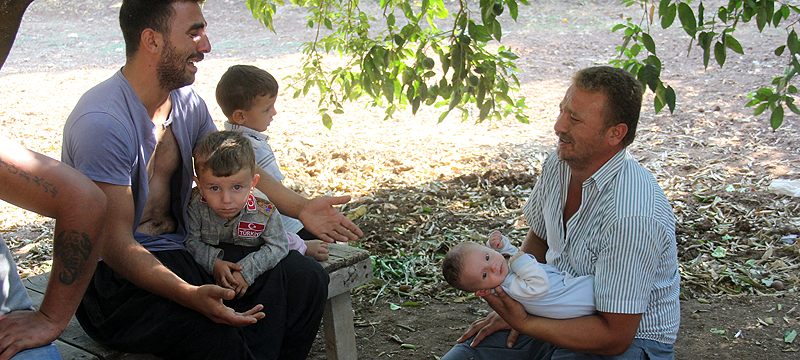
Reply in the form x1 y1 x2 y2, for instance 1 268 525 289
53 230 93 285
0 138 106 333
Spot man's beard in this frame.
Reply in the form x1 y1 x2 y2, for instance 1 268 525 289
157 40 195 90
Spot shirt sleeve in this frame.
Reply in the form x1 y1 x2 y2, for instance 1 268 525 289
184 196 222 275
238 209 290 286
505 253 550 298
63 112 135 186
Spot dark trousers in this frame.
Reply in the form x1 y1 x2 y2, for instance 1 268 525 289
76 250 328 360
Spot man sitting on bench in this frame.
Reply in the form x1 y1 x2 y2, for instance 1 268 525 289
61 1 362 359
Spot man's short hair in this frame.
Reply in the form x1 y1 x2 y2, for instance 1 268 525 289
119 0 204 57
193 131 256 177
216 65 279 118
573 66 644 147
442 242 476 292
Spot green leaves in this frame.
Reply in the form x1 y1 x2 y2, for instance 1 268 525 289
611 19 675 115
617 0 800 129
247 0 528 127
677 2 696 37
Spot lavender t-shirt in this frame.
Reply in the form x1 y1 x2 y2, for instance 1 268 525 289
62 70 216 251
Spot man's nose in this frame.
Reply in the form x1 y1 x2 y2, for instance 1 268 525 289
554 111 568 134
198 33 211 53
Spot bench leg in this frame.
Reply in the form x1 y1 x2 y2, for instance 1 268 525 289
323 292 357 360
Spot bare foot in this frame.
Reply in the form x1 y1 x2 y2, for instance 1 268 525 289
305 240 329 261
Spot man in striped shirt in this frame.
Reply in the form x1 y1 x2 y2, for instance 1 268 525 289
442 66 679 359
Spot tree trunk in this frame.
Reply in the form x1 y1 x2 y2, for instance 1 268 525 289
0 0 34 71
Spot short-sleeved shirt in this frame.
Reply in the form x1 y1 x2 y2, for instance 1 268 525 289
225 122 304 234
184 189 289 285
62 70 216 251
523 150 680 344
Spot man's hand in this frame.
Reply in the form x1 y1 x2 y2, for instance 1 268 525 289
0 310 61 360
212 260 241 290
230 271 249 298
185 284 265 326
456 310 518 348
480 286 531 336
299 195 363 243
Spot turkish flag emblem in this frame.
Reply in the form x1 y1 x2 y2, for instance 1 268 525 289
237 221 265 238
246 194 257 211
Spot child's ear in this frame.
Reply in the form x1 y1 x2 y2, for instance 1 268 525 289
230 109 247 125
251 173 260 189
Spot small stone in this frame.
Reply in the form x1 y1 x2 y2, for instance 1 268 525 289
771 280 785 291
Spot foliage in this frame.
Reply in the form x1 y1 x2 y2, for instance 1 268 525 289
246 0 529 127
613 0 800 130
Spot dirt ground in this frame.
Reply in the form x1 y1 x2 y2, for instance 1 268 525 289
1 0 799 359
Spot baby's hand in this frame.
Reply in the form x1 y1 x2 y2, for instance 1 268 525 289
488 230 503 250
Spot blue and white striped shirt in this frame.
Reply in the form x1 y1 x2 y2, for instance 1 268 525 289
523 149 680 344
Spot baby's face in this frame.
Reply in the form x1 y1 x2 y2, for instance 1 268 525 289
458 244 508 292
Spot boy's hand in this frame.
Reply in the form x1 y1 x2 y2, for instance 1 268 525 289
212 260 242 290
300 195 364 242
230 271 249 298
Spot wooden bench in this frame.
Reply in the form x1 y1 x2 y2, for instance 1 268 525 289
23 243 372 360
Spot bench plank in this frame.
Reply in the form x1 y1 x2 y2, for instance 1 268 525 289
23 243 372 360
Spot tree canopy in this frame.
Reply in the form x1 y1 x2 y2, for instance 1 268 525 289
615 0 799 130
248 0 797 129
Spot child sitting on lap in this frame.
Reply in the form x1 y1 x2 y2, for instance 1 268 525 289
185 131 289 297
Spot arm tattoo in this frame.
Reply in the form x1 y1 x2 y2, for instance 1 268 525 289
53 230 93 285
0 158 59 197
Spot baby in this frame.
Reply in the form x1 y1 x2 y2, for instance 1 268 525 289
442 231 595 319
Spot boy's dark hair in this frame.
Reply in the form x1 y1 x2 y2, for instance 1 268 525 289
216 65 279 118
573 66 644 147
442 242 473 291
119 0 204 57
193 131 256 177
